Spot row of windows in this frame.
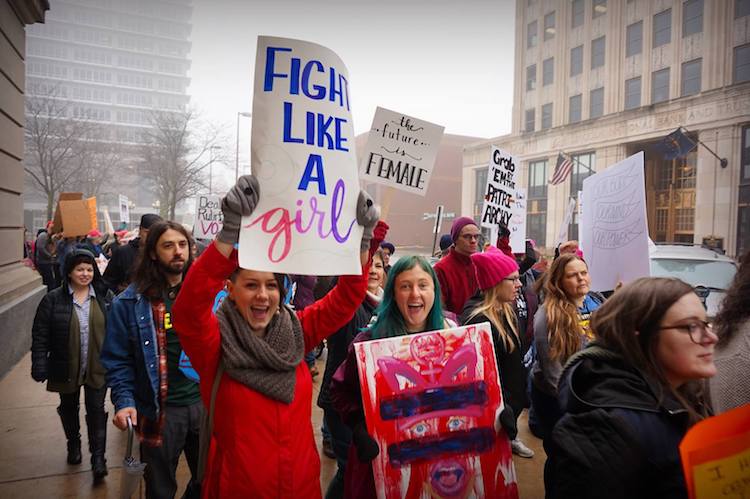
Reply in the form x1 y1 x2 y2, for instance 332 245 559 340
28 61 189 93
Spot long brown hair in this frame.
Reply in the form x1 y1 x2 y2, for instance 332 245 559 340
132 221 194 297
591 277 708 423
467 286 519 352
714 250 750 347
544 253 587 362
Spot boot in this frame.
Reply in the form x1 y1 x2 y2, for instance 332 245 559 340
57 406 82 465
86 411 108 483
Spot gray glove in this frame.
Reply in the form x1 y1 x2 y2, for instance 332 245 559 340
357 190 379 252
218 175 260 245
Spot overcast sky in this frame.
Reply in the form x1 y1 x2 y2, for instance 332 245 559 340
187 0 517 174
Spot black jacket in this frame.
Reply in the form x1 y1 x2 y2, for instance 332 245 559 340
545 344 692 499
103 238 140 292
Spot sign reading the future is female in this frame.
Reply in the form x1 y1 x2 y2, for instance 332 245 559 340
359 107 444 196
239 36 363 275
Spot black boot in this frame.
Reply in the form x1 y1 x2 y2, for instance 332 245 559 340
86 411 108 483
57 406 82 465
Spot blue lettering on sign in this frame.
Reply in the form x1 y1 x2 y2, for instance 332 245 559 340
281 101 349 151
298 154 327 194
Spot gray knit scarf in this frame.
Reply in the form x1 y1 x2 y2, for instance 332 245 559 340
216 298 304 404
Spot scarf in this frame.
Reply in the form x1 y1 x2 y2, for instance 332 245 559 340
216 298 304 404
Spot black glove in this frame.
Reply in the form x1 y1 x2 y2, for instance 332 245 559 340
357 190 379 253
218 175 260 246
496 406 517 439
352 421 379 462
524 240 537 263
31 360 47 383
498 223 511 240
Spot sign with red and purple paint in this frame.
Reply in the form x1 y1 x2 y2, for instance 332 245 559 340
354 323 518 499
240 36 363 275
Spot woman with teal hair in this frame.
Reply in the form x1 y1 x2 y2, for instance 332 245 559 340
329 255 451 499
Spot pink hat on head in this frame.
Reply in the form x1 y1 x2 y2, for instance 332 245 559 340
87 229 102 238
470 246 519 291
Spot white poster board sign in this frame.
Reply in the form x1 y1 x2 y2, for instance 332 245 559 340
118 195 130 227
581 152 650 291
556 197 577 247
480 147 519 233
240 36 363 275
510 187 527 253
194 195 223 239
577 190 583 249
359 107 444 196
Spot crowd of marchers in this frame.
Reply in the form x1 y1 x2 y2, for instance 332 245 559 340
26 174 750 499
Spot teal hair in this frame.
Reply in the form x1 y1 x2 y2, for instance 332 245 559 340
368 255 445 339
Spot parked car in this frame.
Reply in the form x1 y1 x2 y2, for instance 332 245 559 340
649 243 738 317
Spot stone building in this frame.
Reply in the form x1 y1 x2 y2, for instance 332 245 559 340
462 0 750 258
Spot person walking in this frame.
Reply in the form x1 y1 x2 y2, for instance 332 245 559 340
35 226 57 291
31 248 114 483
103 213 163 293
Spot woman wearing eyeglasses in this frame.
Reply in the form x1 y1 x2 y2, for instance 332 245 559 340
544 277 717 498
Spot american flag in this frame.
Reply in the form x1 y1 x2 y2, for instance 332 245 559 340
549 152 573 185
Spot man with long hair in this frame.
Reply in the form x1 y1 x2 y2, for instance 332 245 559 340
101 221 201 499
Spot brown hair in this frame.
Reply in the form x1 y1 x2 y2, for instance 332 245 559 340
714 250 750 347
467 286 519 352
132 221 194 297
591 277 708 423
544 253 587 362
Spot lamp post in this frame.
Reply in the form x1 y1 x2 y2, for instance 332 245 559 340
209 145 221 195
235 111 252 180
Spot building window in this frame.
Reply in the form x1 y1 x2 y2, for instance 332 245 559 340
625 77 641 110
541 103 553 129
544 11 556 40
593 0 607 18
738 0 750 18
738 126 750 255
525 109 536 132
527 159 548 247
626 21 643 57
528 159 548 199
569 152 596 240
527 20 538 48
474 167 488 220
652 68 670 103
569 94 582 123
653 9 672 47
572 0 584 28
590 87 604 118
543 57 554 86
683 0 703 36
526 64 537 91
570 45 583 76
591 36 606 69
681 59 701 96
735 44 750 83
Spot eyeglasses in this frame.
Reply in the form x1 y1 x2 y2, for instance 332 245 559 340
503 276 521 283
658 320 715 344
461 234 480 241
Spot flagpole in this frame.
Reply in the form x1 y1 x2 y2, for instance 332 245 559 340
679 126 728 168
562 151 595 175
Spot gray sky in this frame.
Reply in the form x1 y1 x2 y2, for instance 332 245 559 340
188 0 517 171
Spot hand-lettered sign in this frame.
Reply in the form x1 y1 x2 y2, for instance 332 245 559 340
194 195 223 239
354 323 518 499
239 36 362 275
480 147 520 236
359 107 444 196
510 188 527 253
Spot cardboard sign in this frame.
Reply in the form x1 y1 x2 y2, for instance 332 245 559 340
480 147 520 235
580 152 649 291
240 36 363 275
510 188 527 253
51 193 96 237
51 192 83 234
359 107 444 196
680 404 750 499
194 195 223 239
85 197 97 232
354 323 518 499
103 208 115 234
118 195 130 227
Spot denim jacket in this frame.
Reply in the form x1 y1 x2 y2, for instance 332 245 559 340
100 284 161 420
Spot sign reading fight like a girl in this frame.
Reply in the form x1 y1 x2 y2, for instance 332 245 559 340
239 36 363 275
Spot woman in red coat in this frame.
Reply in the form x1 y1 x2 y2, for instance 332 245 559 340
172 176 384 498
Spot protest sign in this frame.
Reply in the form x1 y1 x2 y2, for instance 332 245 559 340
480 147 519 234
85 197 97 232
577 190 583 249
118 195 130 227
581 152 649 291
193 195 223 239
51 192 83 234
510 188 527 253
103 208 115 234
240 36 363 275
555 197 577 247
359 107 444 196
354 323 518 499
51 193 96 236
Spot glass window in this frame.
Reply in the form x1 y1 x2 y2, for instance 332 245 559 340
569 152 595 240
543 57 554 86
625 77 641 109
737 0 750 18
735 44 750 83
590 87 604 118
527 159 548 247
542 103 553 129
738 125 750 255
652 68 670 103
683 0 703 36
525 109 536 132
544 12 556 40
570 45 583 76
591 36 606 69
626 21 643 57
681 59 701 96
593 0 607 18
653 9 672 47
569 94 582 123
474 168 488 221
527 21 538 48
526 64 537 91
572 0 585 28
528 160 548 199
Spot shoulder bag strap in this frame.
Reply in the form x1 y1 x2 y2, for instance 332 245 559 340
197 359 224 484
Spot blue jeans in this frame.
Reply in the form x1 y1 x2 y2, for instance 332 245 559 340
323 408 352 499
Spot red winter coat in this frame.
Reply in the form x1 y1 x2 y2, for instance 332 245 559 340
433 248 478 315
172 243 367 498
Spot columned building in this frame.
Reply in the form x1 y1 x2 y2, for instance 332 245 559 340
462 0 750 258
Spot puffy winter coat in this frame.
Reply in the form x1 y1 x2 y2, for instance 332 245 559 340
172 243 367 498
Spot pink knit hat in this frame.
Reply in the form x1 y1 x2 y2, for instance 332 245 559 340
470 246 519 290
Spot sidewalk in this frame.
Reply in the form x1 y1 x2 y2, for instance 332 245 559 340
0 353 545 497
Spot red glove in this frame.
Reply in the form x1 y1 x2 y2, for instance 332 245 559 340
369 220 389 259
